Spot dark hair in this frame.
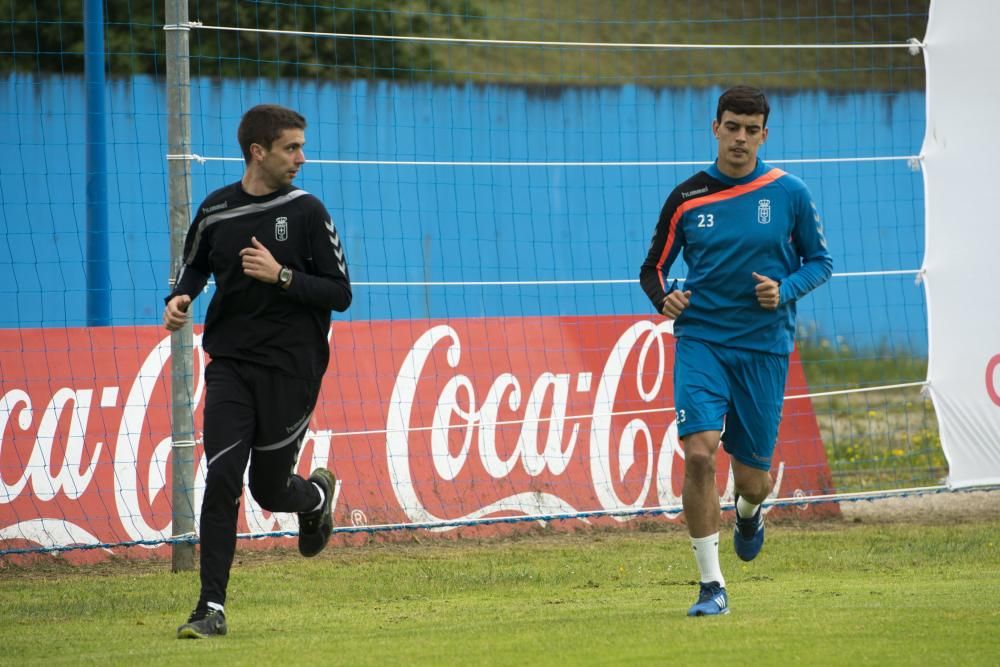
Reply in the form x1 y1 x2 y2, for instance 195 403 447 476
237 104 307 164
716 86 770 126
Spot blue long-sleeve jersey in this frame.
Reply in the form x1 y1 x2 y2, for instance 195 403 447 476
639 160 832 354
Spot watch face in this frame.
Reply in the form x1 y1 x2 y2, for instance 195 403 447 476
279 267 291 284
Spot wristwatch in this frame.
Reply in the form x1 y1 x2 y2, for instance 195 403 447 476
277 266 292 288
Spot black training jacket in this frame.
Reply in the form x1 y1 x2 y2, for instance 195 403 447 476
167 182 352 379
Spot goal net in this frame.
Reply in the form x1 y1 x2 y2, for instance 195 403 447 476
0 2 942 559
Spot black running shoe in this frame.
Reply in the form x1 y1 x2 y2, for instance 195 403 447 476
177 608 227 639
298 468 336 557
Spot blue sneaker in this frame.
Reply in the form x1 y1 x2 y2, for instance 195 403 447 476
687 581 729 617
733 494 765 562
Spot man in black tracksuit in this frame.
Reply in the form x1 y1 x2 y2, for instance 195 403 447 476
164 104 352 639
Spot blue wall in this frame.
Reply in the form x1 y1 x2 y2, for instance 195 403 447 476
0 75 927 352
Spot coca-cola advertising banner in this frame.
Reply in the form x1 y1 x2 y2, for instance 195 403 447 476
0 315 835 562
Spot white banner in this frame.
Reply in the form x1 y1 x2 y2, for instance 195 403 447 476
922 0 1000 487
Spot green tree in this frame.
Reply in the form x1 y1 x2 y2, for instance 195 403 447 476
0 0 484 80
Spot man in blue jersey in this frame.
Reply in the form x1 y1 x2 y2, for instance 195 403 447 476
639 86 832 616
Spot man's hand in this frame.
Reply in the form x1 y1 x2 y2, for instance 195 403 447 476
752 272 780 311
163 294 192 332
239 236 281 284
661 289 692 320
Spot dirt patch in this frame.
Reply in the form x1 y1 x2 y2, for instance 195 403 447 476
838 489 1000 524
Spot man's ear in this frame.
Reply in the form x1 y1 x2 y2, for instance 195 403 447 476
761 127 769 143
250 142 265 162
711 119 720 139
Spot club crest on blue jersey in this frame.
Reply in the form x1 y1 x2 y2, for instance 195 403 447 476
757 199 771 225
275 216 288 241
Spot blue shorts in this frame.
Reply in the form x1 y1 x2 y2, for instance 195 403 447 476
673 337 789 471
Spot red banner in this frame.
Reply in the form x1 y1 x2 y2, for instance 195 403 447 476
0 316 836 562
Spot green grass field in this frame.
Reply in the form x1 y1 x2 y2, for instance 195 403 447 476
2 515 997 666
443 0 930 90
